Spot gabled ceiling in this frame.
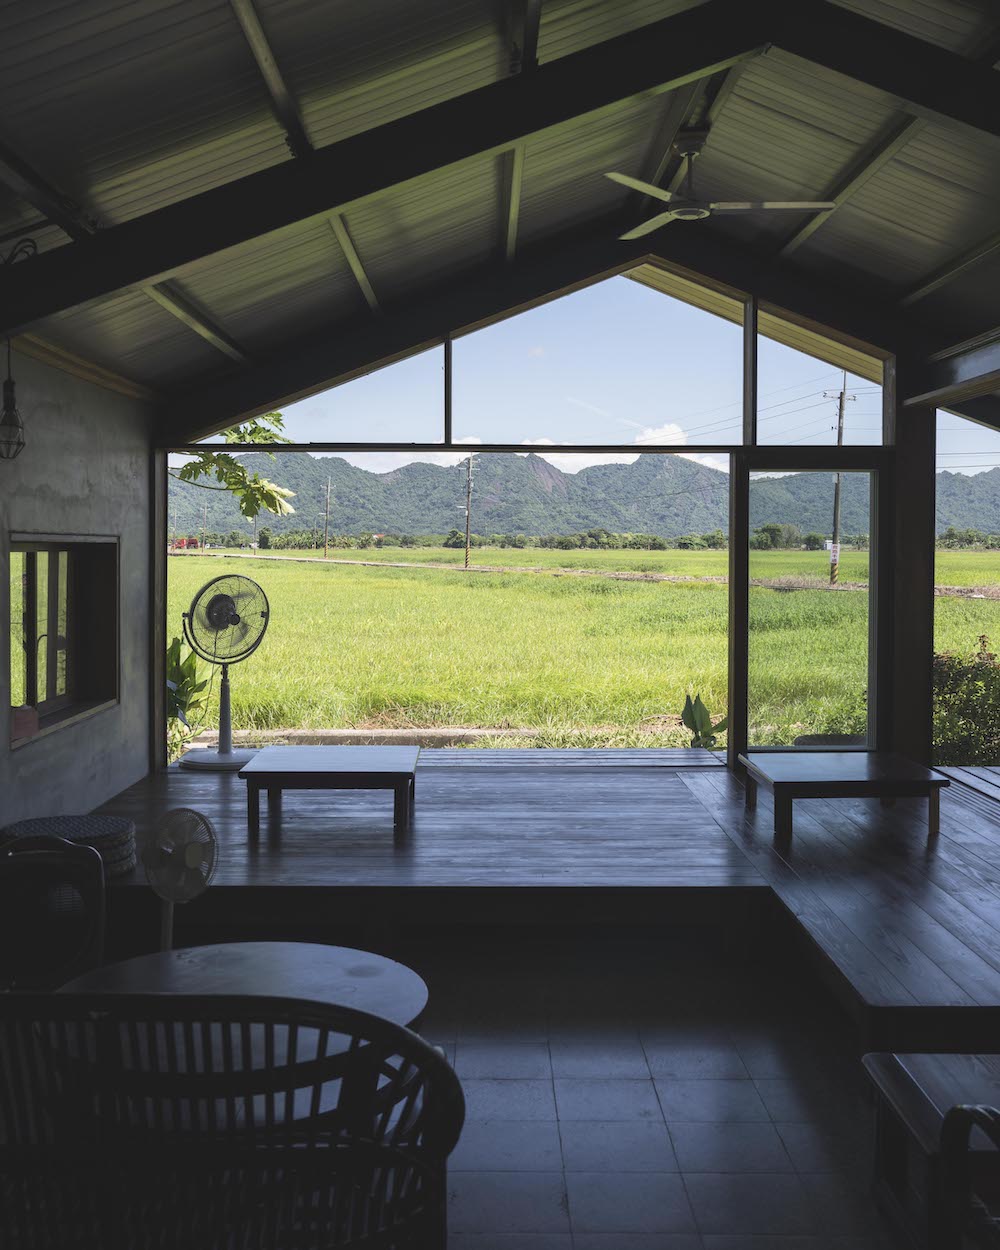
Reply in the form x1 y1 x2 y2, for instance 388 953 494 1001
0 0 996 436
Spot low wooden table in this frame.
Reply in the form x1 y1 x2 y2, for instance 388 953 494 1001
864 1052 1000 1249
239 745 419 838
738 751 949 839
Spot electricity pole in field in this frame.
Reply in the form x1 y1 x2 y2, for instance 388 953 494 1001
323 475 331 560
202 503 208 554
463 453 476 569
825 370 855 585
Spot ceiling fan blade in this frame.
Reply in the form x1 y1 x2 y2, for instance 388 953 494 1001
709 201 837 212
618 212 678 241
605 172 673 204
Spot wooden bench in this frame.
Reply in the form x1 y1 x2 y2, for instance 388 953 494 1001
738 751 949 840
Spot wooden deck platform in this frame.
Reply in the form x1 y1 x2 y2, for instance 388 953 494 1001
97 749 1000 1050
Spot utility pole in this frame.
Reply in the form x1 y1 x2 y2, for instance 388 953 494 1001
324 475 331 560
825 370 855 585
202 503 208 554
464 453 476 569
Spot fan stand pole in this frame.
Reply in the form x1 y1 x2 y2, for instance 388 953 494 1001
218 663 233 756
160 899 174 951
178 661 256 771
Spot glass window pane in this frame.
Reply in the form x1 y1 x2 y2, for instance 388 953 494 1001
453 274 744 446
56 551 68 697
756 311 883 446
191 346 445 446
35 552 47 703
9 551 25 708
748 470 871 746
934 410 1000 764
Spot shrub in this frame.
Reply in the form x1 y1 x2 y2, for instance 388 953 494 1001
933 635 1000 765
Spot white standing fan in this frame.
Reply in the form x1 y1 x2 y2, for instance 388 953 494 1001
178 573 269 772
143 808 218 950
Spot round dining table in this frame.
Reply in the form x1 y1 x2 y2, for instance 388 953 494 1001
61 940 428 1028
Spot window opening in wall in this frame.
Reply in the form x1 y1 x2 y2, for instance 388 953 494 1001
9 537 118 745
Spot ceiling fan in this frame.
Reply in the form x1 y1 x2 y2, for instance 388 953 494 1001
606 130 835 240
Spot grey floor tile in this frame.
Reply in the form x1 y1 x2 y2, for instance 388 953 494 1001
797 1172 884 1237
449 1234 573 1249
669 1121 794 1172
448 1171 570 1234
462 1079 558 1121
754 1078 865 1127
555 1078 663 1121
560 1119 678 1172
566 1171 696 1233
684 1173 815 1236
656 1079 769 1123
775 1121 872 1173
455 1042 552 1079
643 1038 748 1080
701 1239 826 1250
451 1120 563 1171
549 1035 649 1078
574 1236 702 1249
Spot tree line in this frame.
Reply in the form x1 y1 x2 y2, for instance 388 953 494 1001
170 523 874 553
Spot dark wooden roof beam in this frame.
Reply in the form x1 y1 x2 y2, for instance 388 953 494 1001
775 0 1000 141
501 1 541 264
903 335 1000 408
159 211 942 443
0 0 765 336
229 0 312 159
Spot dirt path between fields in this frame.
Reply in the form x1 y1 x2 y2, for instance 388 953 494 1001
169 550 995 598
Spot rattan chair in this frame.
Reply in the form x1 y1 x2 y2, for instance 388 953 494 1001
0 834 105 990
0 992 465 1249
941 1103 1000 1249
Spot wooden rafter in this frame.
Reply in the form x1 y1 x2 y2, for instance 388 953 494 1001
229 0 312 158
329 214 379 312
0 140 248 362
899 229 1000 308
0 0 766 335
501 0 542 264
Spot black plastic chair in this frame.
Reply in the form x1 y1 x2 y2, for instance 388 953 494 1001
941 1103 1000 1249
0 992 465 1249
0 834 105 990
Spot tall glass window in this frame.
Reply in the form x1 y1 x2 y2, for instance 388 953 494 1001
747 470 872 747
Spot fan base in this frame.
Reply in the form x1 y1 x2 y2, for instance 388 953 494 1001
178 747 257 772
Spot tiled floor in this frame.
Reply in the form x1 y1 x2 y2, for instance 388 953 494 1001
407 931 898 1250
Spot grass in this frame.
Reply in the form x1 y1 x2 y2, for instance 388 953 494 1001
167 549 1000 746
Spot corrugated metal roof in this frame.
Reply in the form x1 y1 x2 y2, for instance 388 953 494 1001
827 0 993 52
344 155 502 302
176 219 364 351
4 0 998 399
256 0 503 149
517 95 668 247
538 0 706 62
0 0 290 226
35 286 228 387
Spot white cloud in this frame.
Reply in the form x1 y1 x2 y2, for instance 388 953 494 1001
517 438 638 473
527 345 545 358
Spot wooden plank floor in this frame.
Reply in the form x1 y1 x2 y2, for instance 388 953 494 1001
99 749 751 890
97 748 1000 1046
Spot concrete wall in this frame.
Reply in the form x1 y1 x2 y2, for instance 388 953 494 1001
0 352 154 824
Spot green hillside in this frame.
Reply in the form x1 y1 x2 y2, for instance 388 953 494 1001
167 450 929 540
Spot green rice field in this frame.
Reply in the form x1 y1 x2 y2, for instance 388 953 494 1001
163 549 1000 747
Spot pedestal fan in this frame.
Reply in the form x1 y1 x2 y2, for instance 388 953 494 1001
178 574 269 772
143 808 218 950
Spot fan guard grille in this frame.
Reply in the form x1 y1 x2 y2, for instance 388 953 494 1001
143 808 218 903
183 575 269 664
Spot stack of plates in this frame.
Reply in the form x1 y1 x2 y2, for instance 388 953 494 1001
0 815 137 879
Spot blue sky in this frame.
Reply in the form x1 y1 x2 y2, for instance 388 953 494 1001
206 275 999 475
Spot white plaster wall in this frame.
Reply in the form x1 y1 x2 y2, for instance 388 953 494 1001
0 352 154 824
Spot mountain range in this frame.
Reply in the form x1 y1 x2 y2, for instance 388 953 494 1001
168 451 998 539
